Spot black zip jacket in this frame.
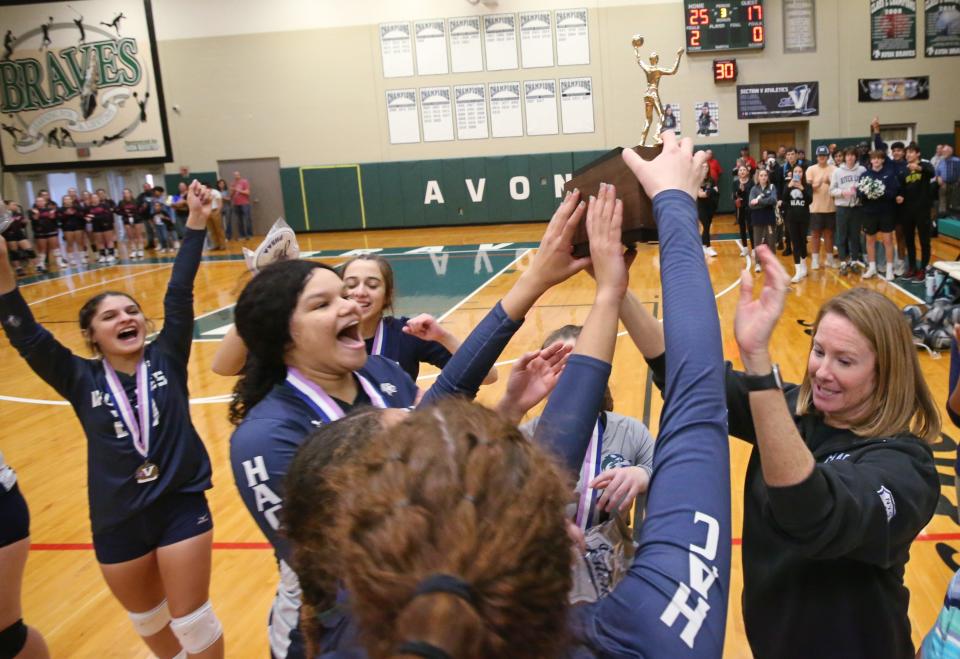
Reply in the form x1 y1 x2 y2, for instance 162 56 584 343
727 365 938 659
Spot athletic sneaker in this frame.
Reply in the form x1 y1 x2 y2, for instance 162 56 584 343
839 261 849 275
884 264 894 281
811 254 820 270
754 263 761 273
739 244 749 257
863 263 877 279
57 256 68 268
852 260 866 272
894 260 906 277
704 246 718 257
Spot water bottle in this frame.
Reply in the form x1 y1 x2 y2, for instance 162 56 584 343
926 269 937 303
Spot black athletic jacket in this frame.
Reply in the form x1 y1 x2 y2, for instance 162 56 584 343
727 367 939 659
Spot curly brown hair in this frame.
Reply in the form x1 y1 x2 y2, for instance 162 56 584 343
327 398 575 658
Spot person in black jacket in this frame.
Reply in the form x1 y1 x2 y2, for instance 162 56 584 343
697 170 719 257
782 164 812 282
772 146 801 255
749 169 778 272
729 251 940 658
896 143 935 280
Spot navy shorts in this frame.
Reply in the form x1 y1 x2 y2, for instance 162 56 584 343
92 491 213 564
0 483 30 548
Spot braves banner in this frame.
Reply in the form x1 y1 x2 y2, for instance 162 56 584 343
0 0 171 171
925 0 960 57
858 76 930 101
870 0 917 60
736 82 819 119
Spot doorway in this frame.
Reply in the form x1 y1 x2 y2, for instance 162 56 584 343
751 121 810 158
217 157 285 236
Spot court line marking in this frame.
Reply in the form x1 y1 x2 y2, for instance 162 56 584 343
436 248 532 322
29 531 960 552
24 265 171 307
417 273 743 381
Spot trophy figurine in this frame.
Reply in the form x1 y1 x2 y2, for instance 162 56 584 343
564 36 686 254
632 35 684 146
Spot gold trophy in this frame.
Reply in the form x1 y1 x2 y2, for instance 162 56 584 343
565 36 684 253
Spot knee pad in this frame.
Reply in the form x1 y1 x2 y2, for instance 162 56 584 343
0 619 28 659
128 599 171 637
23 249 36 259
170 601 222 654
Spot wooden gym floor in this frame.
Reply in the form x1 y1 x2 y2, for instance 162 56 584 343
3 215 960 657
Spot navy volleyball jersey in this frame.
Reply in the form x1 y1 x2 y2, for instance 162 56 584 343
0 228 212 534
364 315 452 382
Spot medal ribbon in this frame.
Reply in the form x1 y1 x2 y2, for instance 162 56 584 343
285 367 387 423
103 359 152 458
575 418 604 531
370 319 385 356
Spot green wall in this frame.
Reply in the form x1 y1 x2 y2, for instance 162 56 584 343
279 132 956 233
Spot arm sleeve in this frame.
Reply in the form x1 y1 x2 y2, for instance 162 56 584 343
416 336 453 370
230 417 305 564
0 288 83 401
533 355 611 474
581 190 731 657
419 302 522 406
874 132 886 152
762 442 939 568
154 227 205 364
829 170 843 198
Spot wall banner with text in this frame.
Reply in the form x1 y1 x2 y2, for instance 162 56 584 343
924 0 960 57
736 82 819 119
857 76 930 101
870 0 917 60
0 0 171 171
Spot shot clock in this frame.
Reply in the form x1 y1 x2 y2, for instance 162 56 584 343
684 0 765 53
713 58 737 82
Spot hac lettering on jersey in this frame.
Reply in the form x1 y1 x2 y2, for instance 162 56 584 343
242 456 282 530
659 511 721 649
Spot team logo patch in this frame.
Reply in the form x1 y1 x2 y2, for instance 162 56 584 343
877 485 896 522
601 453 631 471
4 314 21 328
380 382 398 396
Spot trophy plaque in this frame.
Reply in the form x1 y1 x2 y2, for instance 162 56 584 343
566 35 683 257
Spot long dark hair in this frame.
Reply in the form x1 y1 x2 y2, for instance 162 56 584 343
229 259 339 424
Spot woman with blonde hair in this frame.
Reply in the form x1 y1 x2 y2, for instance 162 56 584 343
723 249 939 657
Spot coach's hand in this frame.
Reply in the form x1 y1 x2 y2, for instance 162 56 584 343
735 244 790 375
622 130 708 201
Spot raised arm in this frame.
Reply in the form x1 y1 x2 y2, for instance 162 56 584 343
155 180 211 362
533 182 631 472
576 132 731 657
667 47 683 75
420 192 590 405
0 229 82 399
402 313 498 384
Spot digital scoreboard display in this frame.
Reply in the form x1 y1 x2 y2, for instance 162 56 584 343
684 1 765 53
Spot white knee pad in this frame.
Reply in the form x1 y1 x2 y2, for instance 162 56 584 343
170 601 222 654
128 599 171 637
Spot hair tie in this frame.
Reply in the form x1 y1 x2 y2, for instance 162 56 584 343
397 640 452 659
412 574 477 608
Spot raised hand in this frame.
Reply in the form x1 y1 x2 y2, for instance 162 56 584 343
524 190 592 291
622 130 708 201
495 342 571 425
591 466 650 513
186 179 212 228
734 244 790 373
586 183 632 299
402 313 449 343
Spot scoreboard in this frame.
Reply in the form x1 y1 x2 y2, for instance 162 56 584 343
684 1 765 53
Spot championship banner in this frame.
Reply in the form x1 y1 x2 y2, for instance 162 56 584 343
870 0 917 60
736 82 819 119
0 0 171 171
925 0 960 57
858 76 930 101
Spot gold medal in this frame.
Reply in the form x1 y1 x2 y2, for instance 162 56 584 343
135 461 159 484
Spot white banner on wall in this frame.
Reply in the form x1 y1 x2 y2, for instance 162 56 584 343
380 22 414 78
560 77 594 134
489 82 524 138
415 19 448 75
386 89 420 144
520 11 554 68
454 85 489 140
524 79 559 136
0 0 172 170
484 14 519 71
420 87 454 142
449 16 483 72
556 8 590 65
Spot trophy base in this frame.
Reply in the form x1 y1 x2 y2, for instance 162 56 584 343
564 143 663 258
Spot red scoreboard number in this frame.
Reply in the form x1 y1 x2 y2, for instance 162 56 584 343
685 1 765 51
713 58 737 82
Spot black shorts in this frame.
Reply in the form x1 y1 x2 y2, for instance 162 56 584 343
92 491 213 564
61 217 85 232
124 216 144 225
0 482 30 548
2 226 26 242
93 217 114 233
862 212 895 235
